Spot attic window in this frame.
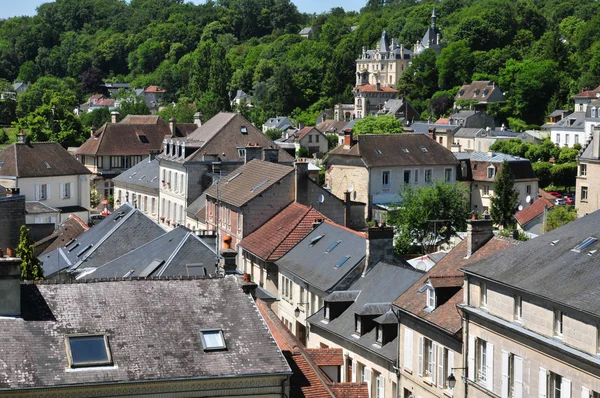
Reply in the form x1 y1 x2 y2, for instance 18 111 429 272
426 286 436 311
44 161 51 169
123 270 134 278
420 147 428 153
336 255 351 268
376 325 383 344
251 179 268 192
200 329 227 351
375 149 382 155
310 234 324 246
326 240 341 253
65 238 76 248
129 172 137 179
572 237 598 253
551 240 560 246
324 302 330 320
402 148 409 153
238 148 246 158
76 244 93 257
487 166 495 179
355 314 362 335
65 334 113 368
241 126 248 134
138 135 149 143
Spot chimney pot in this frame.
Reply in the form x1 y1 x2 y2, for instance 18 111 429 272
193 112 203 127
17 131 27 144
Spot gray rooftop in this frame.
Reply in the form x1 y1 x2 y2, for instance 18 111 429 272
454 151 529 162
112 157 159 191
0 277 291 390
307 261 422 362
454 127 485 138
410 122 460 134
25 201 59 215
462 209 600 317
263 117 294 131
325 290 361 302
275 222 366 293
551 111 586 130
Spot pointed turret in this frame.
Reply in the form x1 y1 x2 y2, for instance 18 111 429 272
431 7 437 29
378 30 389 53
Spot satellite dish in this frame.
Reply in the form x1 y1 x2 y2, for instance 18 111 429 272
317 194 325 204
348 184 354 192
526 195 532 204
518 205 523 211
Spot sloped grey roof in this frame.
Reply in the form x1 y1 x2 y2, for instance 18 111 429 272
550 111 586 130
186 193 206 217
410 122 460 135
112 157 159 191
299 26 313 35
263 117 294 131
357 303 390 316
307 261 422 362
454 128 484 138
25 201 59 214
549 109 569 118
0 142 91 178
374 309 398 325
0 277 291 390
325 290 361 302
462 209 600 317
276 222 366 293
454 151 528 162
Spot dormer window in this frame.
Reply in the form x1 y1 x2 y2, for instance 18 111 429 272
376 325 383 343
65 334 113 368
355 315 362 335
427 287 436 310
324 302 330 320
487 166 495 179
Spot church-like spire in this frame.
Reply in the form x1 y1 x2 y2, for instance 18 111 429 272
378 30 389 53
431 7 437 29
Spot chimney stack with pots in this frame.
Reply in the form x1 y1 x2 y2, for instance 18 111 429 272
244 144 263 163
17 131 26 144
343 130 353 149
219 235 237 274
0 254 21 317
466 217 494 258
294 161 309 205
263 147 279 163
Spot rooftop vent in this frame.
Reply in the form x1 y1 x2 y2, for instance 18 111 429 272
76 244 93 257
572 237 597 253
551 240 559 246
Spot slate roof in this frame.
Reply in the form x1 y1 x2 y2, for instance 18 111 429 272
204 159 293 208
328 134 458 168
186 193 207 219
308 261 422 362
550 111 586 130
264 116 295 131
580 136 598 160
36 215 90 256
182 113 293 162
394 236 518 335
356 84 398 93
455 81 505 102
276 222 366 293
256 299 368 398
240 203 328 261
410 122 460 135
325 290 361 302
317 120 348 135
454 152 537 182
0 277 290 390
514 196 554 226
0 142 91 178
25 201 59 214
81 227 216 279
454 127 485 138
40 204 165 278
112 157 159 191
549 110 569 118
77 119 170 156
463 210 600 317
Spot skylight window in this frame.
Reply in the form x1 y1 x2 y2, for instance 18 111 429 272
44 161 51 168
200 329 227 351
375 149 382 154
76 244 93 257
310 234 324 246
68 243 80 252
129 172 137 179
139 175 145 180
139 259 164 277
551 240 560 246
227 172 241 182
0 161 4 168
572 237 598 253
65 334 112 368
241 126 248 134
138 135 149 143
402 148 409 153
123 270 135 278
151 177 158 182
251 179 268 192
65 238 76 248
420 146 428 153
336 255 351 268
326 240 341 253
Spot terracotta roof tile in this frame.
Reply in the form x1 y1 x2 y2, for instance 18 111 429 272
36 215 90 255
144 85 166 93
330 383 370 398
357 84 399 93
515 196 554 226
306 348 344 366
572 84 600 98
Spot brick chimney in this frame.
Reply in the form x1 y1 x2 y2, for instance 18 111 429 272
0 255 21 316
219 235 237 274
90 126 96 138
593 125 600 159
466 218 494 258
364 225 394 276
194 112 203 127
428 126 436 141
111 111 120 124
295 161 309 205
343 130 353 149
263 147 279 163
244 144 262 163
169 117 176 136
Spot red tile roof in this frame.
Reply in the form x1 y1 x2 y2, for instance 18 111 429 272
144 85 166 93
572 85 600 98
435 118 449 125
393 236 518 335
256 299 369 398
357 84 399 93
36 215 90 255
240 203 328 261
306 348 344 366
95 98 115 107
514 196 554 226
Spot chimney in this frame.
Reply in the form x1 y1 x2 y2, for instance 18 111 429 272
90 126 96 138
194 112 203 127
466 218 494 258
295 161 309 205
364 225 395 276
219 236 238 274
263 147 279 163
244 144 262 163
149 149 160 161
376 82 381 91
169 117 176 136
593 125 600 159
111 111 120 124
428 126 436 141
299 122 305 130
343 130 353 149
0 255 21 316
5 188 19 197
17 130 26 144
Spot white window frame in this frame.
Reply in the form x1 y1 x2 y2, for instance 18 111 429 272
425 169 433 183
581 164 587 177
444 168 452 183
414 169 419 184
487 166 496 179
582 186 589 201
382 170 391 189
426 287 436 310
514 295 522 322
35 184 48 201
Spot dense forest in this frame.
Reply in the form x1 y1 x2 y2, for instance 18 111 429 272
1 0 600 146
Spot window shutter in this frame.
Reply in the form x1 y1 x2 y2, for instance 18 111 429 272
514 356 523 398
448 351 455 390
352 360 356 382
365 367 371 391
437 345 444 388
35 184 40 200
431 342 437 381
486 342 494 391
501 351 509 398
562 378 571 398
468 336 475 381
539 368 547 398
582 387 590 398
377 374 384 398
404 328 413 370
60 183 64 199
418 336 424 377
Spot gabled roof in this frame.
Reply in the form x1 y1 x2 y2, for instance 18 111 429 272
25 201 59 214
455 81 505 102
81 227 216 279
256 299 368 398
35 214 90 256
308 261 422 362
276 221 366 293
283 126 326 143
263 116 295 131
0 277 290 390
394 236 518 335
204 159 293 208
240 203 328 261
356 84 398 93
144 85 166 93
550 111 585 130
328 134 458 168
112 157 159 191
317 120 348 134
0 141 91 178
463 210 600 317
454 127 485 138
572 85 600 99
41 204 165 277
514 196 554 227
454 152 537 182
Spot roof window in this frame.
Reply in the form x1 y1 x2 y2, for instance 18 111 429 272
200 329 227 351
336 255 351 268
402 148 409 153
129 172 137 179
310 234 325 246
420 146 428 153
326 240 341 253
44 161 51 169
138 135 149 143
241 126 248 134
251 179 268 192
375 149 382 155
123 270 134 278
65 334 113 368
572 237 597 253
76 244 93 257
139 259 165 277
65 238 77 248
139 175 145 180
151 176 158 182
227 172 241 183
551 240 560 246
68 243 80 252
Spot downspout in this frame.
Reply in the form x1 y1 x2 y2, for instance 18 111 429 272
393 307 402 398
463 275 470 398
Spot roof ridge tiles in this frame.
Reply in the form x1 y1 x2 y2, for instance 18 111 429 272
22 274 225 285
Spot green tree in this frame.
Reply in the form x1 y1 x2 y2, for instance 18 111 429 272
80 107 111 129
16 225 44 280
264 128 282 141
436 40 474 90
157 98 197 123
544 206 577 232
388 181 470 254
353 115 403 135
532 162 553 188
490 160 519 228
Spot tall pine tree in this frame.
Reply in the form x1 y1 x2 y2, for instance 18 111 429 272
490 160 519 229
16 225 44 280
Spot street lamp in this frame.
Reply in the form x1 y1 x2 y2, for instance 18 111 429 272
294 303 309 318
447 367 466 390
